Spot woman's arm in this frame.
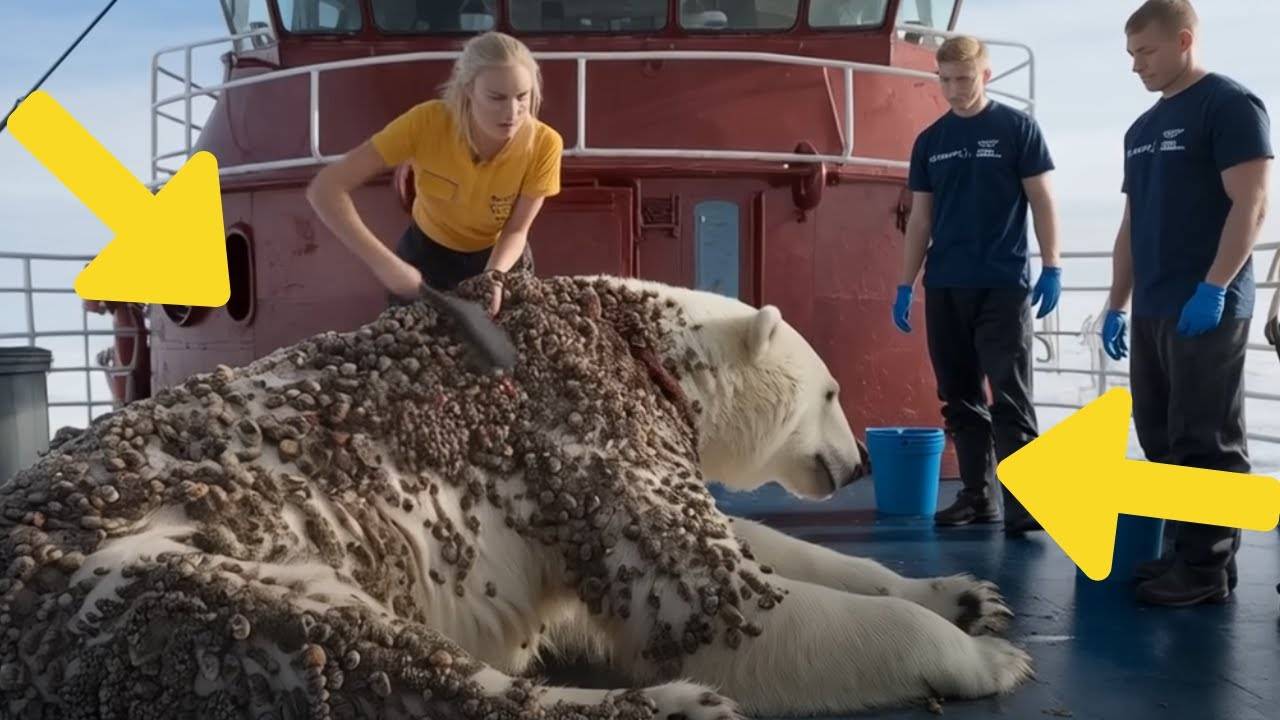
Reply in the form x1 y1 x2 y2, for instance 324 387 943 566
483 193 548 315
306 141 422 298
486 194 547 273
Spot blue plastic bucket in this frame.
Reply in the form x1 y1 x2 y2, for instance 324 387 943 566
867 427 946 516
1076 514 1165 584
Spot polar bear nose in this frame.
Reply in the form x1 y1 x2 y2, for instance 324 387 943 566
850 461 871 482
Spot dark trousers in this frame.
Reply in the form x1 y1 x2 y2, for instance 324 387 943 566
392 223 534 299
1131 317 1250 572
924 287 1040 521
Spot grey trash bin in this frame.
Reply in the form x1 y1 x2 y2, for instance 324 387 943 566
0 346 53 483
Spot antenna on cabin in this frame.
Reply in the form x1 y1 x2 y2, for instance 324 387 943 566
0 0 120 135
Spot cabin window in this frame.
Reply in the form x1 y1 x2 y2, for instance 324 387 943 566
221 0 275 49
694 201 741 300
509 0 667 32
372 0 497 33
276 0 363 33
225 232 256 324
679 1 799 31
896 0 957 30
808 0 888 28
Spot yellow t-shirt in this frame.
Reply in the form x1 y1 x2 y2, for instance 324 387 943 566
371 99 564 252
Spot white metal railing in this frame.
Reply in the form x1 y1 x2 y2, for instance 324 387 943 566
893 24 1036 112
148 26 1034 186
149 28 275 181
1 242 1276 453
0 252 142 426
1034 241 1280 452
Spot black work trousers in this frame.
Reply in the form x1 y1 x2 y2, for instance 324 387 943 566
925 287 1040 522
391 222 534 301
1131 317 1251 572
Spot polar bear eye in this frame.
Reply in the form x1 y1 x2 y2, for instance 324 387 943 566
825 390 836 403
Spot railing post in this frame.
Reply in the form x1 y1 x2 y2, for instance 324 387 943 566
151 53 159 183
23 259 35 348
843 67 854 158
184 47 193 158
1028 51 1037 115
576 58 586 151
81 304 92 427
310 71 322 160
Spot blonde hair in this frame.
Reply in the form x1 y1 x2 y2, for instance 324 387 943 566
1126 0 1199 35
440 32 543 155
936 36 989 66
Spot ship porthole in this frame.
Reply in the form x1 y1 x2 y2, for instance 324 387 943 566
161 303 204 326
225 229 256 324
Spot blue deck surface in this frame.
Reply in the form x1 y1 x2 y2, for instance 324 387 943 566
708 480 1280 720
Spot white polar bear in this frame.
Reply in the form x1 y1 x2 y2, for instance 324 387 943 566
0 274 1029 720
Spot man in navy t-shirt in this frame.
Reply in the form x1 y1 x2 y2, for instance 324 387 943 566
896 35 1062 534
1102 0 1272 607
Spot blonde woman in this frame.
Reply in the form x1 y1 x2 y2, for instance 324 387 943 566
307 31 563 316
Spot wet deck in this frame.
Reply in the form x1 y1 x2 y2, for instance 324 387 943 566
706 480 1280 720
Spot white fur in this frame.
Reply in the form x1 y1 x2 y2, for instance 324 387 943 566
68 277 1029 717
728 518 1014 635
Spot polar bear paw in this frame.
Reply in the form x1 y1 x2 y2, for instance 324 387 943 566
971 635 1034 694
620 681 742 720
904 573 1013 635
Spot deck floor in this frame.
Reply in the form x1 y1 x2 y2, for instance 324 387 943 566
703 481 1280 720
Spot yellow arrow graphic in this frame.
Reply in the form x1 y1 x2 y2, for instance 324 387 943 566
998 387 1280 581
7 91 228 306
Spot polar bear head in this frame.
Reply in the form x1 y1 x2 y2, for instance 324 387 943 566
645 283 870 499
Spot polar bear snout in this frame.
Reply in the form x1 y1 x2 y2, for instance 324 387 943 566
815 442 870 493
854 435 871 476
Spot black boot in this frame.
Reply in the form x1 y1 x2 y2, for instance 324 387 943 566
1000 490 1043 536
1136 560 1231 607
1003 514 1044 536
1134 555 1238 591
934 495 1000 527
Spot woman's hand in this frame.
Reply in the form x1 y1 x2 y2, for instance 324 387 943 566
382 259 424 300
488 286 502 317
483 270 504 317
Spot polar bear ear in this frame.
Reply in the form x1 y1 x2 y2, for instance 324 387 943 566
746 305 782 361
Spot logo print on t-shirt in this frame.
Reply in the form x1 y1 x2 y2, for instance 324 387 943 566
1160 128 1186 152
929 148 970 163
976 139 1003 159
490 193 516 223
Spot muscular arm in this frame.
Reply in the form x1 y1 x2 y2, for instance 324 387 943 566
1108 197 1135 312
899 192 933 286
1206 158 1270 287
1022 172 1061 267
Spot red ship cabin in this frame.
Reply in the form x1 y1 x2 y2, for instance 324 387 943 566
139 0 1036 485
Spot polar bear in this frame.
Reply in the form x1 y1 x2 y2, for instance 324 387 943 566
0 274 1029 720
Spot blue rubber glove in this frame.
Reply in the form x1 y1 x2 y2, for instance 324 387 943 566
1101 309 1128 360
892 285 913 333
1176 281 1226 336
1031 266 1062 319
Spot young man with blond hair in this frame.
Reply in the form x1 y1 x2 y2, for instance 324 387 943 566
1101 0 1272 606
895 36 1062 534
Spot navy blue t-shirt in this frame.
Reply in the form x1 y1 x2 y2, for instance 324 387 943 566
1123 73 1272 319
908 100 1055 289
